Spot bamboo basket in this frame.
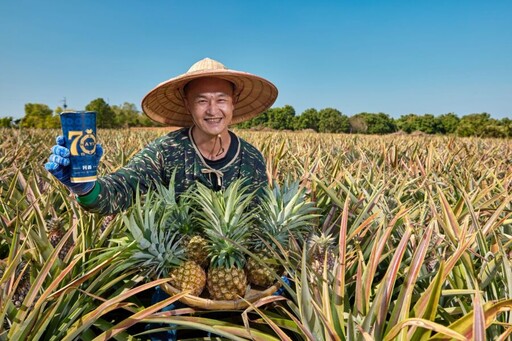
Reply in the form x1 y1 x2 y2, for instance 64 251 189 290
160 281 281 310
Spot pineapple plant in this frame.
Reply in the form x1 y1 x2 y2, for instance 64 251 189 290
47 217 73 260
158 176 210 268
308 232 337 277
247 181 318 287
122 189 206 296
189 179 256 301
11 262 31 308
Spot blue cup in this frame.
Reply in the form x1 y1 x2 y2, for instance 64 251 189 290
59 111 98 183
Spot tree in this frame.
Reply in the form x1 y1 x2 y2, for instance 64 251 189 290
396 114 419 133
500 118 512 137
266 105 296 130
112 102 143 128
294 108 320 131
236 111 268 129
349 112 396 134
437 113 460 134
85 98 115 128
0 116 14 128
415 114 439 134
20 103 53 128
456 113 492 137
317 108 349 133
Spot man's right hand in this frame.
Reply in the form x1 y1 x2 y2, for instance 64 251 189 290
45 136 103 196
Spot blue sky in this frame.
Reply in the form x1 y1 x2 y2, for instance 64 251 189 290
1 0 511 120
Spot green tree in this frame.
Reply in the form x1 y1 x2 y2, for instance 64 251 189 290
317 108 349 133
20 103 53 128
500 118 512 137
236 111 268 129
85 98 115 128
294 108 320 131
0 116 14 128
349 112 396 134
266 105 296 130
456 113 492 137
112 102 142 128
437 113 460 134
415 114 439 134
396 114 419 133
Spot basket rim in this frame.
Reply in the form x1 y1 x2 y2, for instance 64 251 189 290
160 281 281 310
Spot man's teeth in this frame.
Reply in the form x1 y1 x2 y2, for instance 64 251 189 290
205 118 222 121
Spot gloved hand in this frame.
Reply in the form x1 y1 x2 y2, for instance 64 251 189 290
45 135 103 196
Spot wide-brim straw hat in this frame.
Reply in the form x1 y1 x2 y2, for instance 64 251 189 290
141 58 278 127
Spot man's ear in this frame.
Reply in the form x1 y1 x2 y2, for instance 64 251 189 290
183 97 191 114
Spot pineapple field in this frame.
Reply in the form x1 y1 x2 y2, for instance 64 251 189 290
1 127 512 340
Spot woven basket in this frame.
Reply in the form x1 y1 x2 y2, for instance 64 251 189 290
160 281 281 310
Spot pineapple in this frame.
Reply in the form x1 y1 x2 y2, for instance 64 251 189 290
158 175 209 267
169 260 206 296
308 232 337 277
47 217 73 260
167 198 209 268
12 262 31 308
190 179 256 301
122 189 206 296
247 181 318 287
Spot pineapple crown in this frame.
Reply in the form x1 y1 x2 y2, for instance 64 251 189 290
308 232 336 253
154 170 202 235
121 188 186 278
188 179 256 269
254 180 319 251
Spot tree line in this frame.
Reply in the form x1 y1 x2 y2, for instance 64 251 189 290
1 98 511 138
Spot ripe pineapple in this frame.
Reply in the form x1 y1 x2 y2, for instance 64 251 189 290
122 190 206 296
247 181 318 287
169 260 206 296
12 262 31 308
190 179 256 301
157 174 209 267
47 217 73 260
308 232 337 277
168 198 209 268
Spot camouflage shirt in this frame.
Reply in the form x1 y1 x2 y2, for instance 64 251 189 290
77 127 268 215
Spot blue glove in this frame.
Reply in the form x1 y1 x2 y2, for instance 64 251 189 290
273 276 291 296
45 135 103 196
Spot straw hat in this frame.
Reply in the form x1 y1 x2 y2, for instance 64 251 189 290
141 58 278 127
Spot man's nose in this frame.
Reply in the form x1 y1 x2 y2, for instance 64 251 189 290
207 100 219 114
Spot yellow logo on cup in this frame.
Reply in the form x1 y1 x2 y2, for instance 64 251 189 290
68 129 97 156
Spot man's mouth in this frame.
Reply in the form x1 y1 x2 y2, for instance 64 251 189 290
205 117 222 123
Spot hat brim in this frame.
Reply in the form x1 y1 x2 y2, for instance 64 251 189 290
141 69 278 127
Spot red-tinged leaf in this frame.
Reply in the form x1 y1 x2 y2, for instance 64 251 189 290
63 278 175 340
93 292 188 341
472 287 486 341
438 188 461 243
384 318 466 341
387 219 434 335
362 226 412 339
413 234 475 318
409 262 446 341
429 299 512 340
241 295 291 340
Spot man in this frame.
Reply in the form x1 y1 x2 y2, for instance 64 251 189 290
45 58 278 212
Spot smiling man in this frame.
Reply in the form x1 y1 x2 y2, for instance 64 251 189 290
46 58 278 214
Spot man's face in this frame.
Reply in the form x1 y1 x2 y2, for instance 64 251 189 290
184 77 235 138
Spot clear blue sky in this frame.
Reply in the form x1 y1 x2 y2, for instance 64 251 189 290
1 0 511 120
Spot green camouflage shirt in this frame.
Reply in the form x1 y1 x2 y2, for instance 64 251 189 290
78 127 268 215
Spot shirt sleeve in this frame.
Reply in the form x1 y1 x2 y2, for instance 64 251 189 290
77 139 167 215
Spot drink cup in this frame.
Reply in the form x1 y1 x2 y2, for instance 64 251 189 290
59 111 98 183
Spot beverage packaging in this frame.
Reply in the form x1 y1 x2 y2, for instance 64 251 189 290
59 111 98 183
